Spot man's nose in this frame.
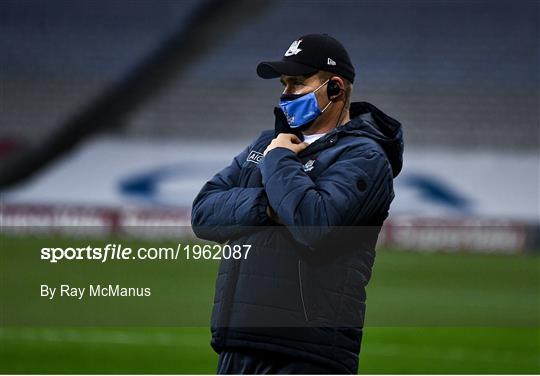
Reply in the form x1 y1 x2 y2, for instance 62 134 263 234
282 85 294 94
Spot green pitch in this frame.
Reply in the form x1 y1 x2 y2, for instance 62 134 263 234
0 235 538 373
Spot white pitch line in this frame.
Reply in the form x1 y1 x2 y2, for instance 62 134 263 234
0 328 205 347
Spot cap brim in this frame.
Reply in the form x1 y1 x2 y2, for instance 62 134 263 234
257 61 318 79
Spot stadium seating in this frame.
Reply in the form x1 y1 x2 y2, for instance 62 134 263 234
1 0 538 149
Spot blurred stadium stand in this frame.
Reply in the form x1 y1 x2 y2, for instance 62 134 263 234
1 0 538 149
1 0 196 142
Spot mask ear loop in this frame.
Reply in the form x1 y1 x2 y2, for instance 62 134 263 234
316 79 333 114
282 78 330 96
320 99 333 113
313 78 330 93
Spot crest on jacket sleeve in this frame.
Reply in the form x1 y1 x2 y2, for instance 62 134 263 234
247 150 264 164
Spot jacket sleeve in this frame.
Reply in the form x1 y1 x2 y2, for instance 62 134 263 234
191 144 270 243
259 143 394 247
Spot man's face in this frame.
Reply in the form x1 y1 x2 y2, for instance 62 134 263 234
279 73 325 96
279 73 330 116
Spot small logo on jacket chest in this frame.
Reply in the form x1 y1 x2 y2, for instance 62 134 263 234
247 150 264 164
303 159 316 172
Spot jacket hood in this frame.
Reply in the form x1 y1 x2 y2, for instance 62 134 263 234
340 101 404 177
273 101 404 177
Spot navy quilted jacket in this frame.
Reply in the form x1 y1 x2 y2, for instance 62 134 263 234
191 102 403 373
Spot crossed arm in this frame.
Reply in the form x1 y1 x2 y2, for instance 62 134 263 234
191 135 392 246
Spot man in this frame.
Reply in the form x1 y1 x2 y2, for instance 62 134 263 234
191 34 403 374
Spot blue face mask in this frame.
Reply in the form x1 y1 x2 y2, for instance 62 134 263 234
279 79 332 129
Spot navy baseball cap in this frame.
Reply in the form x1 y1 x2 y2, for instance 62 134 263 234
257 33 355 83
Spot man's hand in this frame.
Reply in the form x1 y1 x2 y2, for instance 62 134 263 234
264 133 308 156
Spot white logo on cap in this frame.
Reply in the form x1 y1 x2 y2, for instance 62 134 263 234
284 40 303 56
327 58 336 66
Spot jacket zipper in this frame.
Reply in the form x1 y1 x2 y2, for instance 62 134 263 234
298 134 337 159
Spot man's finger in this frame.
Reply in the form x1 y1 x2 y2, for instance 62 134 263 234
291 142 309 154
288 134 302 143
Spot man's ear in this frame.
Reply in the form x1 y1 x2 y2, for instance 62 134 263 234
328 76 345 101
